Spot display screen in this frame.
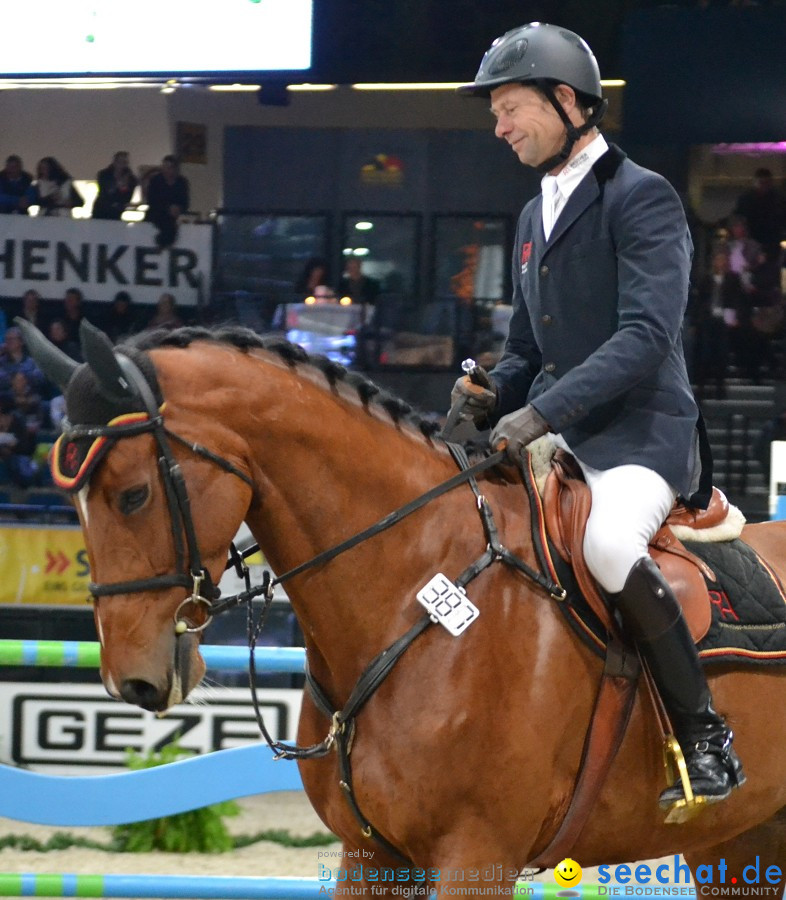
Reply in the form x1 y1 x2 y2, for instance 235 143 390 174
0 0 313 78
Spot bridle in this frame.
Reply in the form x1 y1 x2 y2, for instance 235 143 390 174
65 352 254 634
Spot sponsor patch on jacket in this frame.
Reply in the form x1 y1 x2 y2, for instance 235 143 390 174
521 242 532 273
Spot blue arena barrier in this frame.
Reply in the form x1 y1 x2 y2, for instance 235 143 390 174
0 744 304 826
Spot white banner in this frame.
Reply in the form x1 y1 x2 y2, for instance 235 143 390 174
0 216 212 306
0 681 301 774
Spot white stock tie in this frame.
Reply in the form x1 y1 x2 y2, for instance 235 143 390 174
542 176 563 241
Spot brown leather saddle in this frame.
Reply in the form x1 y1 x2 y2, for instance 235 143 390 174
542 448 726 643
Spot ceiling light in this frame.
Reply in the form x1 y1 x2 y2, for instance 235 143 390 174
209 83 260 92
352 82 464 91
287 83 337 92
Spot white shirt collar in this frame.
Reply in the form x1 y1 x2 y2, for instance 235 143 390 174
541 133 609 207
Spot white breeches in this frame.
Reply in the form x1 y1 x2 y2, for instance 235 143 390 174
556 438 677 593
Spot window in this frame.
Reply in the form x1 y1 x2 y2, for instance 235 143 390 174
213 212 329 330
429 216 512 367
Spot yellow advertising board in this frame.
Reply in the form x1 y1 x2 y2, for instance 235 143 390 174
0 525 89 605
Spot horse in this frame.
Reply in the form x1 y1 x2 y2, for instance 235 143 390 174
18 317 786 897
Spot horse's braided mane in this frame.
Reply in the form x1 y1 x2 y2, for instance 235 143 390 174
126 325 445 441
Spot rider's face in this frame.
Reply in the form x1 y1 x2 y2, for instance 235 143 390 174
490 83 567 170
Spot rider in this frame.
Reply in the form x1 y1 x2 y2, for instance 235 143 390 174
451 22 745 811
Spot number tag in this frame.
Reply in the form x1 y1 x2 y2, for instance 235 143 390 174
416 573 479 636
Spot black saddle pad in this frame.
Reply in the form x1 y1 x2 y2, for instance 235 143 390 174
551 537 786 667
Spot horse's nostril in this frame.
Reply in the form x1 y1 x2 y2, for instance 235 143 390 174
120 678 166 711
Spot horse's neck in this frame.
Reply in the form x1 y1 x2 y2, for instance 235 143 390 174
230 360 458 683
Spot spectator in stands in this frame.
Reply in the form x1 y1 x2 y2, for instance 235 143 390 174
338 257 380 306
93 151 138 221
295 257 330 300
32 157 83 217
104 290 140 343
9 371 46 438
60 288 84 343
47 319 81 365
338 257 381 369
143 155 190 248
18 289 46 332
0 327 44 395
723 214 764 292
690 249 746 398
146 293 183 330
0 155 33 214
733 167 786 263
0 395 30 486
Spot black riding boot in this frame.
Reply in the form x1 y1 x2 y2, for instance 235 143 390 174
613 557 745 811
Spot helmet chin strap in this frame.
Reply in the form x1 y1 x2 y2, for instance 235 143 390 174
533 80 608 175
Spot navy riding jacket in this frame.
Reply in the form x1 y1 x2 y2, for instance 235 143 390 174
490 144 709 505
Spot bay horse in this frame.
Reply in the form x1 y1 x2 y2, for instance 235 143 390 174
19 318 786 896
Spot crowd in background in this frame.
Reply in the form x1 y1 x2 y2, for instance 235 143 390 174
0 146 193 494
687 167 786 396
0 288 188 493
0 151 190 248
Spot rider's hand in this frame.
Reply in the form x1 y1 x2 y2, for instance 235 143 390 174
490 405 550 460
450 374 497 427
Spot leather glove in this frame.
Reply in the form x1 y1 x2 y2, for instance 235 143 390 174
450 373 497 426
490 404 550 461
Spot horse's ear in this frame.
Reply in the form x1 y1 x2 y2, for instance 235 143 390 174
13 317 78 392
79 319 138 402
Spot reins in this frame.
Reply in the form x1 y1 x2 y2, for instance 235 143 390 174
224 448 507 593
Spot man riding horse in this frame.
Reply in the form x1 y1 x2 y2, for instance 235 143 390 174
452 22 745 810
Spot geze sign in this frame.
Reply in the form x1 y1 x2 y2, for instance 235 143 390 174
0 216 212 306
0 682 301 774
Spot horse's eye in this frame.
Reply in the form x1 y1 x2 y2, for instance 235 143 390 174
118 485 149 515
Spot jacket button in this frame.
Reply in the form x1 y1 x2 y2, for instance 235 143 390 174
544 362 556 373
539 265 549 276
542 314 553 325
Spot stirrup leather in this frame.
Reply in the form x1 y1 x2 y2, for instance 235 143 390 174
661 734 707 824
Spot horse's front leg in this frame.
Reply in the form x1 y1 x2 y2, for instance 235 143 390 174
427 838 522 900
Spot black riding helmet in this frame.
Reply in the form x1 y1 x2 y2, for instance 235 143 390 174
458 22 608 173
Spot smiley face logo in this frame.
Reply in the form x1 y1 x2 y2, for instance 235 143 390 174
554 858 583 889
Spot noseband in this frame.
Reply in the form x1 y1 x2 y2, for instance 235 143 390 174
58 353 254 633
